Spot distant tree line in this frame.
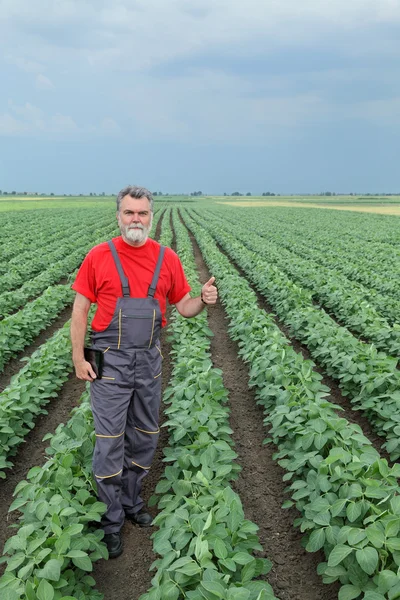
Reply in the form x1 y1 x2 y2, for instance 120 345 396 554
1 189 399 198
223 192 277 197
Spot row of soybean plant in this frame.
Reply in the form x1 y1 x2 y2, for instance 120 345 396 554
187 209 400 462
0 208 167 599
0 208 103 270
0 216 117 318
182 208 400 600
0 202 162 332
0 386 107 600
203 207 400 351
0 220 120 371
0 201 162 319
236 207 400 307
0 210 114 295
140 208 278 600
0 211 163 478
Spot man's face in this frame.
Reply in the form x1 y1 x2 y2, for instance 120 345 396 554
117 196 153 246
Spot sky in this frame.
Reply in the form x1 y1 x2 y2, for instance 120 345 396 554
1 0 400 195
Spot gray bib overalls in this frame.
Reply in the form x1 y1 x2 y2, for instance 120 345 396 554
90 240 165 534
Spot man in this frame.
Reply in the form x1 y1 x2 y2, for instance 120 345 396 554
71 185 217 559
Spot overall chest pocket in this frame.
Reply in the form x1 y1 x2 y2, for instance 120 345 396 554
120 308 160 348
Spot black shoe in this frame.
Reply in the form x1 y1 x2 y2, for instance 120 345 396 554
103 532 123 559
125 508 153 527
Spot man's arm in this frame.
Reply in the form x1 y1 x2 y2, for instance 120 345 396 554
175 277 218 318
71 292 97 381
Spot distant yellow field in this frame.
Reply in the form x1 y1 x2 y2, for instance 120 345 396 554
218 201 400 216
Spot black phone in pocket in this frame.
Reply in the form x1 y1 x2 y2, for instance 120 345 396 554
84 348 104 379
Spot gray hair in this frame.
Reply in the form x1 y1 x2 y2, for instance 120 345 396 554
116 185 154 212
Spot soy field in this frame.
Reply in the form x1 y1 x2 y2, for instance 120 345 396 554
0 195 399 600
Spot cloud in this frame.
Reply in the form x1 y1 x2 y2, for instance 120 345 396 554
119 68 327 144
1 0 400 147
0 101 122 138
99 118 121 135
0 113 29 136
48 114 78 133
36 74 54 90
3 0 400 73
0 102 76 136
4 54 44 73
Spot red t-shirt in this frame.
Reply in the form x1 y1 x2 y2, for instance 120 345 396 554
72 237 191 331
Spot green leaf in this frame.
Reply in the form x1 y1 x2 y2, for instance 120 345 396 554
72 555 93 571
36 559 62 581
338 585 361 600
8 497 29 512
347 529 367 547
241 560 257 583
37 579 55 600
363 593 386 600
214 538 228 560
386 538 400 552
226 589 250 600
314 511 331 526
159 581 179 600
378 570 400 594
66 550 88 558
220 558 236 572
366 525 385 549
355 547 378 575
346 502 362 523
232 552 253 565
331 498 347 517
203 510 213 532
390 496 400 515
200 581 226 598
176 561 202 576
169 556 195 570
227 499 243 533
327 545 354 567
6 553 26 572
306 528 326 552
1 590 20 600
35 501 49 522
19 524 35 540
385 519 400 538
18 560 34 580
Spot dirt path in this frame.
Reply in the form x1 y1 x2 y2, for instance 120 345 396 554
184 223 340 600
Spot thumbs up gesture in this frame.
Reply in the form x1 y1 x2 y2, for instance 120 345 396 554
201 276 218 305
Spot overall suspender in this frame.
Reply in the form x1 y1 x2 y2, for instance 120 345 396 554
107 241 166 298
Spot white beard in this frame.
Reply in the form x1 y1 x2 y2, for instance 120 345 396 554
119 215 153 244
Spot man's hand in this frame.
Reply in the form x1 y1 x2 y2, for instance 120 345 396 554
175 276 218 317
201 276 218 305
74 359 97 382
